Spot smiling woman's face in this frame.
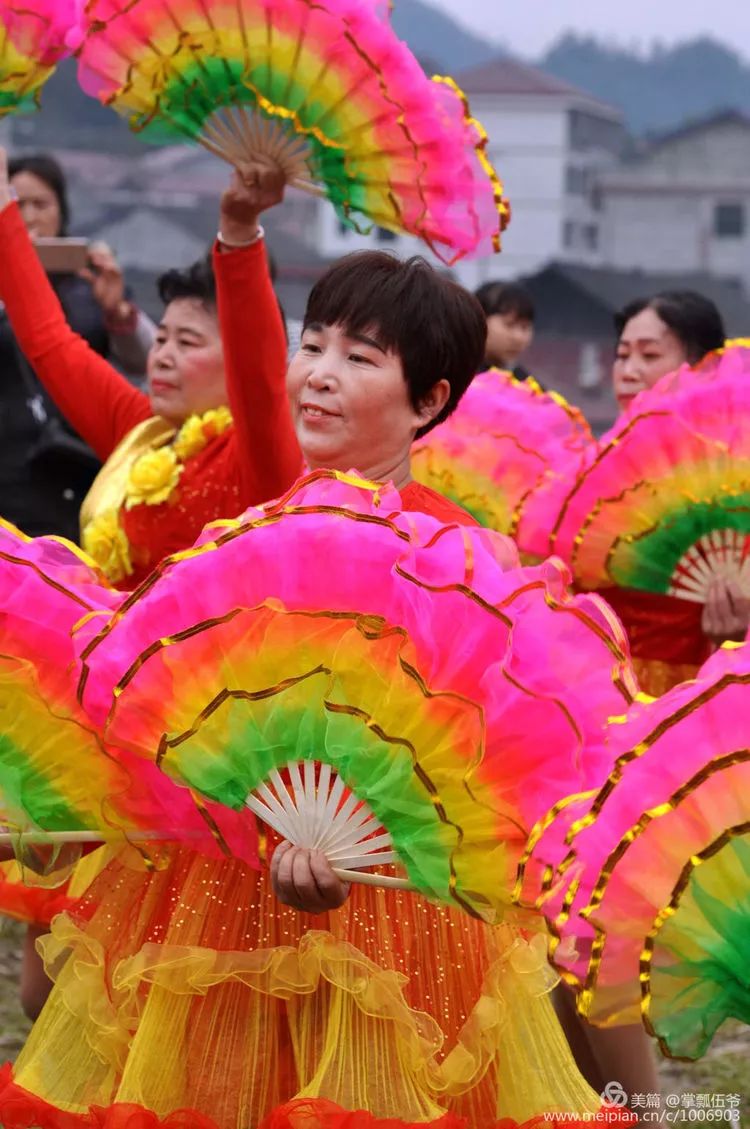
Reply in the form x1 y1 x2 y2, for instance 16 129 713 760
286 321 430 480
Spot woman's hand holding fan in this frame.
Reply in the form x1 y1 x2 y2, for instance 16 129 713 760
219 155 287 245
701 576 750 643
272 841 351 914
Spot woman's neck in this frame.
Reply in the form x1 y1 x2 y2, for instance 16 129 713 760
308 452 413 492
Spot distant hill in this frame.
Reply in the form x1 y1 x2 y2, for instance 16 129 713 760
390 0 499 71
541 35 750 135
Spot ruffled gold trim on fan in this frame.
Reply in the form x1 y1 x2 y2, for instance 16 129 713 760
545 746 750 1025
639 820 750 1060
431 75 509 255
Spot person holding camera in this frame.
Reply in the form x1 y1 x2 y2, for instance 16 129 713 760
1 153 155 542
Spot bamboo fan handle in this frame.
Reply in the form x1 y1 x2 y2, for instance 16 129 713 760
289 177 328 199
0 830 201 845
246 764 417 892
332 867 413 890
198 109 329 199
0 831 415 889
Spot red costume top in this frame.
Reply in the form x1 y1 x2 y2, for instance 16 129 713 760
0 203 302 588
596 587 711 696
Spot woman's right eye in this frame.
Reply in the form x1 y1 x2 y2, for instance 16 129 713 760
301 342 321 354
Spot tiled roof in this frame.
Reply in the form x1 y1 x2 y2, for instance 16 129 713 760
457 56 598 99
530 260 750 337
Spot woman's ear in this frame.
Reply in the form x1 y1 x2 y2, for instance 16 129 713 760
417 379 451 427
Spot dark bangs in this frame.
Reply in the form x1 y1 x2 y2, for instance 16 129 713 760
304 251 486 436
157 253 217 310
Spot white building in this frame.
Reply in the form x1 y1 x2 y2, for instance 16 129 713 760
598 111 750 291
314 58 627 289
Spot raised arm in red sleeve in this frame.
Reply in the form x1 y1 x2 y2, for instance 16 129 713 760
214 239 303 506
0 203 151 461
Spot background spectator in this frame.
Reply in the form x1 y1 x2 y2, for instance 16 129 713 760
474 279 535 379
1 153 156 541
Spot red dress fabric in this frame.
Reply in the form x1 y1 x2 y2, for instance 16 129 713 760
596 585 710 695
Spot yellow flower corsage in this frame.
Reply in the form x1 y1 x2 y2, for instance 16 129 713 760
173 406 233 461
125 446 183 510
82 509 133 584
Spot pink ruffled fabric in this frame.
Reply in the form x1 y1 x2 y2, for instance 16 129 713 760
520 638 750 1055
412 371 593 554
0 0 83 64
0 521 257 865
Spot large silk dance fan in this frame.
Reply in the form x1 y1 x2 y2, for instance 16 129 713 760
412 369 593 541
519 639 750 1061
0 520 257 864
75 471 636 922
550 342 750 604
75 0 508 261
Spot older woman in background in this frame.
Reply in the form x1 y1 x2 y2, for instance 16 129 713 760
609 289 748 690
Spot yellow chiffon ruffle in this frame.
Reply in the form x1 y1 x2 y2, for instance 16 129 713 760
12 845 602 1127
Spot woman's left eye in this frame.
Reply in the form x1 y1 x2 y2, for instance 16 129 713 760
349 353 372 364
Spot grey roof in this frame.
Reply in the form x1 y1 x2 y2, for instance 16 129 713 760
529 260 750 336
456 56 616 113
640 108 750 152
86 208 209 272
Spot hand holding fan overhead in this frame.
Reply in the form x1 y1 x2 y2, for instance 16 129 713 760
75 0 508 261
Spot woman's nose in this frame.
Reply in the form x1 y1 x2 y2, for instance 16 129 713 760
616 359 641 384
305 364 335 390
151 341 175 369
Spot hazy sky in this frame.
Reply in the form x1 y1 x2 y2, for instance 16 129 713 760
429 0 750 58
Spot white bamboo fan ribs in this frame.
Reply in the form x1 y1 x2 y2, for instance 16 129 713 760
198 107 325 196
244 761 412 889
668 530 750 603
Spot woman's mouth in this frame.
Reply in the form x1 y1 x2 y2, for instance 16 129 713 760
300 403 338 420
